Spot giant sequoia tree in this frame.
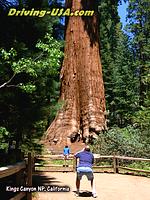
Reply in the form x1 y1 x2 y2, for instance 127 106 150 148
46 0 107 144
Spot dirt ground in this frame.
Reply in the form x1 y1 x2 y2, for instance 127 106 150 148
33 172 150 200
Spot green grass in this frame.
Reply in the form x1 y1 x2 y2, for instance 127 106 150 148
35 158 73 166
50 159 73 165
95 161 111 166
127 162 150 171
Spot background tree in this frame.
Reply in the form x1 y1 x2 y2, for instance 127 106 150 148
126 0 150 155
126 0 150 106
0 0 63 158
99 0 139 127
92 0 150 158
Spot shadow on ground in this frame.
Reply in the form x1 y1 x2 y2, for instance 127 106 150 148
32 173 61 186
73 190 93 197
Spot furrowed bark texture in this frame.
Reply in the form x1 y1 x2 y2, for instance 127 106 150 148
46 0 107 144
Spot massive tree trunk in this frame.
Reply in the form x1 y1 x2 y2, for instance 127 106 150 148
46 0 107 144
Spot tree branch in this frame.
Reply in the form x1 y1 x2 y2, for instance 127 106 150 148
33 52 44 62
0 73 16 89
6 84 20 88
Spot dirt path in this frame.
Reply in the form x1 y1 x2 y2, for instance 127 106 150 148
33 172 150 200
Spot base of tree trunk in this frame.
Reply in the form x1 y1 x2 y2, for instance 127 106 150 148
45 109 107 145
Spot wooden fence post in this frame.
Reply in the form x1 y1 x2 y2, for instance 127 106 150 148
113 154 119 173
27 153 33 200
32 157 35 173
15 169 22 186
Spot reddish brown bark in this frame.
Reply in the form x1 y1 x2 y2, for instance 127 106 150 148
46 0 107 144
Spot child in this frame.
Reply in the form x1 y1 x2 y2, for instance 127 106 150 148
63 145 70 159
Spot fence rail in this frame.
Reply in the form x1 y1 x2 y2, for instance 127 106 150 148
118 166 150 174
115 155 150 162
0 153 33 200
0 162 26 179
35 154 150 175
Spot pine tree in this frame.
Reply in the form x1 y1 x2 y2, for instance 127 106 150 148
99 0 139 127
126 0 150 149
126 0 150 106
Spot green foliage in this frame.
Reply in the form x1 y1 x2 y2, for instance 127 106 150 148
0 0 64 161
19 84 36 94
91 126 148 158
0 32 63 154
0 48 17 61
128 161 150 171
0 127 10 151
99 0 139 127
20 138 44 155
126 0 150 105
48 100 64 122
133 105 150 131
121 0 150 157
132 99 150 156
99 0 150 142
0 33 63 90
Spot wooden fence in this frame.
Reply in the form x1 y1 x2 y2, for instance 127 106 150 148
1 153 150 200
34 154 76 172
35 154 150 175
0 153 33 200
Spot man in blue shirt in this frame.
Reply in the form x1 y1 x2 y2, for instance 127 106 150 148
74 145 97 198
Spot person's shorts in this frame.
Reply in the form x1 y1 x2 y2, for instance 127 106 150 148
77 167 94 180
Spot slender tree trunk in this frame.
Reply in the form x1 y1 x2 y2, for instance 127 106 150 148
46 0 107 144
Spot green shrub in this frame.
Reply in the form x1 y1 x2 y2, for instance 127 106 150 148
91 126 149 158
